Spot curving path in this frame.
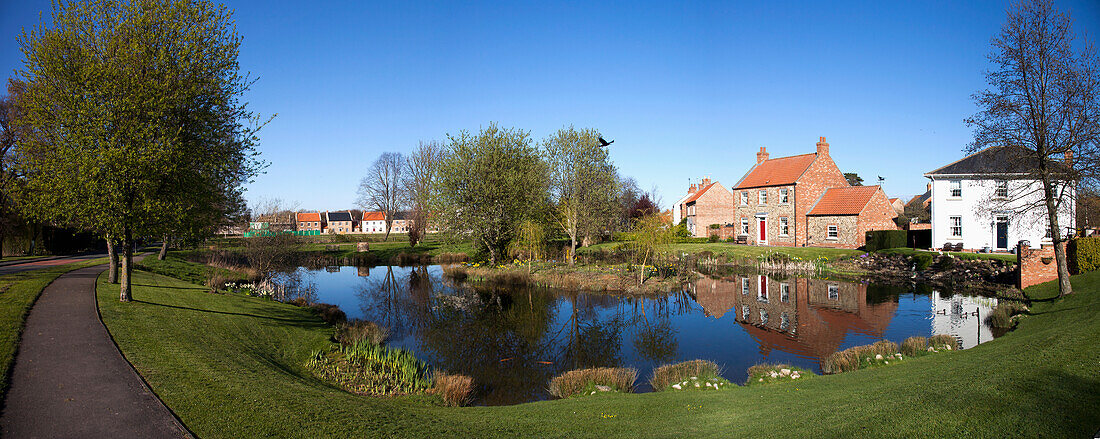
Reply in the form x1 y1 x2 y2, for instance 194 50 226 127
0 262 189 438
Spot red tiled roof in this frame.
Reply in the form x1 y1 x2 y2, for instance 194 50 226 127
682 182 718 204
807 186 882 216
296 212 321 222
888 198 900 203
733 153 818 189
362 211 385 221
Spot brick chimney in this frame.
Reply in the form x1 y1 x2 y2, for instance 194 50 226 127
701 177 711 187
756 147 769 164
816 136 829 156
688 183 697 194
926 182 932 192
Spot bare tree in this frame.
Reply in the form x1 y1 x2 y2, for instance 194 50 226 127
966 0 1100 297
544 126 618 265
403 141 444 246
244 198 299 279
358 152 405 241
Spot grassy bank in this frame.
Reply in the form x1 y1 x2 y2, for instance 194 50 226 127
579 242 862 262
446 261 687 294
876 247 1017 263
0 257 107 395
97 262 1100 437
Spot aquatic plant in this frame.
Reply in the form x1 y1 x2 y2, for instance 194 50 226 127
928 334 959 351
335 320 390 346
433 372 475 407
649 360 727 391
746 363 814 385
548 367 637 398
307 342 432 395
987 302 1028 329
822 340 902 374
900 336 929 356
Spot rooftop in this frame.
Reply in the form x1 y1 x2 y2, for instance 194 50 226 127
733 153 817 189
807 185 883 216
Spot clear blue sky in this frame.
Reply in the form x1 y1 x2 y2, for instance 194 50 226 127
3 0 1099 211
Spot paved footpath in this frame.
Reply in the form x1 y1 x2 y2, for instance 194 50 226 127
0 263 189 438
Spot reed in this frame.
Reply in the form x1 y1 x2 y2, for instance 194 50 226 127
307 342 432 395
987 302 1028 329
649 360 723 391
900 336 928 356
928 334 959 351
433 372 475 407
335 320 390 346
548 367 637 398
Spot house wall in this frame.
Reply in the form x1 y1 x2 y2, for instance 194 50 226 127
929 177 1076 251
792 154 849 246
688 185 736 237
328 221 352 234
806 216 859 248
732 184 796 245
297 221 322 231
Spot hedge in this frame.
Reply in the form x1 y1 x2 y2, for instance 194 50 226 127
864 230 908 252
1068 236 1100 274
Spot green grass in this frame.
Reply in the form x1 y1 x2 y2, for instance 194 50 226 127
137 252 252 286
98 267 1100 438
580 241 862 261
0 257 107 395
0 255 52 263
876 247 1018 263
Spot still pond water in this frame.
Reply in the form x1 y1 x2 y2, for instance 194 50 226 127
300 265 999 405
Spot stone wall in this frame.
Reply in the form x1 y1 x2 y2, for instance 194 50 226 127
807 216 859 248
732 184 797 245
1018 242 1065 289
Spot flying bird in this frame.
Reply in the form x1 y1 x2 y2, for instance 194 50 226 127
598 137 614 147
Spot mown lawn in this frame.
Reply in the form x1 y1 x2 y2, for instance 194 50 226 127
98 267 1100 438
0 258 107 395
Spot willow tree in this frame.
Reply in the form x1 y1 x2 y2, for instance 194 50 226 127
435 124 548 264
15 0 264 301
543 126 619 265
966 0 1100 297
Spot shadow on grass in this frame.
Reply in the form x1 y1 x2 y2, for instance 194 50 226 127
132 299 328 328
132 283 207 291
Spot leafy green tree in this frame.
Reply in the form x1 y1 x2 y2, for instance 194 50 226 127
0 80 23 261
543 126 618 265
15 0 264 301
628 212 675 285
435 124 548 264
508 219 546 274
844 173 864 186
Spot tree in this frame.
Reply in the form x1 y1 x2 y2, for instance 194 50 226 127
965 0 1100 297
403 141 444 247
630 193 659 219
627 212 674 285
508 219 546 274
0 80 23 261
844 173 864 186
15 0 265 301
617 175 642 230
543 126 618 265
435 124 548 264
358 152 405 242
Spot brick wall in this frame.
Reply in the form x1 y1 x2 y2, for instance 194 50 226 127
690 184 736 237
793 153 849 246
1018 242 1065 289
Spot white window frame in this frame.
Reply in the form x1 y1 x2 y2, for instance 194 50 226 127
949 180 962 198
742 305 749 320
759 189 767 205
827 225 838 240
740 218 749 235
780 283 790 302
950 216 962 237
740 191 749 206
995 180 1008 198
828 284 839 300
760 309 768 325
741 278 750 295
779 188 789 204
779 217 789 236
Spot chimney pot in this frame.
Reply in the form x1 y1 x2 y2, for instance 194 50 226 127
816 136 830 156
756 146 770 164
927 182 932 192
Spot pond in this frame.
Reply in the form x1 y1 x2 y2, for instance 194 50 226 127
297 265 1000 405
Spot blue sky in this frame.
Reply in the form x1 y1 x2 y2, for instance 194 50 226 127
3 0 1099 211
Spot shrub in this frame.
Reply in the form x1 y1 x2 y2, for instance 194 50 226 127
928 334 959 351
205 271 227 294
309 303 347 326
871 340 899 356
746 363 814 385
935 255 956 270
912 253 934 270
865 230 908 251
335 320 390 346
548 367 637 398
708 234 721 243
1068 236 1100 274
433 372 475 407
987 301 1028 329
650 360 722 391
900 336 928 356
822 340 902 374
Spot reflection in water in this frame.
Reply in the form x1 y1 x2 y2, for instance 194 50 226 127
302 265 1000 405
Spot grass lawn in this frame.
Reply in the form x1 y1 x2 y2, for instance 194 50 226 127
138 252 253 286
97 262 1100 438
580 241 863 261
0 257 107 395
0 255 52 264
876 247 1018 263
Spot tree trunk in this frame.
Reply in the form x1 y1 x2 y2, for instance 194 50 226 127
107 236 119 284
383 217 392 242
158 234 168 260
569 233 576 266
0 228 5 261
1040 173 1073 296
120 227 133 302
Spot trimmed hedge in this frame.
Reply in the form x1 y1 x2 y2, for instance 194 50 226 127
1068 236 1100 274
864 230 908 252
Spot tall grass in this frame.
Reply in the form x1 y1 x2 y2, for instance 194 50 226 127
335 320 389 346
987 302 1028 329
746 363 813 385
548 367 637 398
928 334 959 350
649 360 722 391
822 340 901 374
901 336 928 356
306 341 432 395
433 372 475 407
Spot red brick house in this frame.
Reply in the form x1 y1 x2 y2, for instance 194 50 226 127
805 185 898 248
679 178 736 237
296 212 322 232
731 137 850 246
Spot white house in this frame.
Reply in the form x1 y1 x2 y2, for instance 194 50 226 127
924 146 1075 251
931 291 997 349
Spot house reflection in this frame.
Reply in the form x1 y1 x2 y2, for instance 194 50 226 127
931 291 996 349
691 275 898 363
357 266 370 277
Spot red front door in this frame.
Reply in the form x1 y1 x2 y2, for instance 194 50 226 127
758 218 767 243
